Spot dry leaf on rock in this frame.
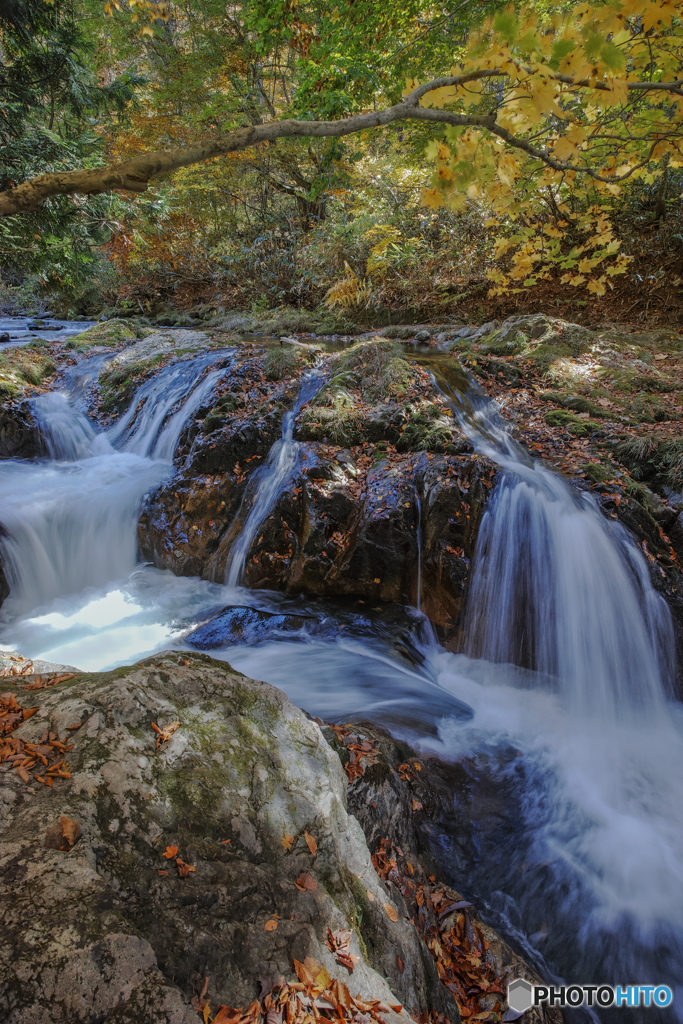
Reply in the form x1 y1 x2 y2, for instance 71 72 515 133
44 816 80 851
325 928 360 971
213 1007 244 1024
163 844 179 859
264 918 278 931
304 830 317 856
151 720 180 749
383 902 399 922
294 872 317 891
395 955 405 974
281 832 294 851
176 857 196 878
60 815 80 849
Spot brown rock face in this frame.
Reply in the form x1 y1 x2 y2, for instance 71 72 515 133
0 401 43 460
139 442 495 644
137 345 497 643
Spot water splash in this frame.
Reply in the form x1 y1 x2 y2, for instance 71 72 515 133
224 372 322 586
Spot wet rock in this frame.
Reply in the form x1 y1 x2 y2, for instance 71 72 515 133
0 652 449 1024
0 401 43 459
199 449 494 644
0 333 9 344
185 604 311 648
322 722 563 1024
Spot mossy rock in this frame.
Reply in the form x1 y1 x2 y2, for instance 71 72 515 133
0 343 56 398
582 462 615 484
67 318 146 351
545 409 601 437
98 353 167 413
480 327 527 356
264 347 301 380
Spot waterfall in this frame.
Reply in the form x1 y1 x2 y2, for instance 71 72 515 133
107 353 228 460
224 373 322 587
423 357 676 722
0 353 229 615
31 392 112 461
415 490 422 612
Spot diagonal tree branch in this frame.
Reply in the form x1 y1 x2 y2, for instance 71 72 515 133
2 68 682 217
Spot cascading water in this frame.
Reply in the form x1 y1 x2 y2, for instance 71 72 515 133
224 372 323 586
1 343 682 1018
0 355 230 619
107 351 229 460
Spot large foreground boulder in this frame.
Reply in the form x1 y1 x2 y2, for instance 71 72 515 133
0 654 453 1024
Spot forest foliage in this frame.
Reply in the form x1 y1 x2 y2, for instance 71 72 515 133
0 0 682 317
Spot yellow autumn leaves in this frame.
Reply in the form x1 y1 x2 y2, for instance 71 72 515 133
412 0 683 296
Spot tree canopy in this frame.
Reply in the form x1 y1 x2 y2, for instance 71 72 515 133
0 0 681 306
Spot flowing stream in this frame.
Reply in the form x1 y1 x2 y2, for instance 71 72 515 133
0 348 682 1019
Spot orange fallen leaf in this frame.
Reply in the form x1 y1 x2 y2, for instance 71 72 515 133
373 578 381 584
176 857 196 878
60 816 80 849
366 889 375 902
163 844 179 859
383 902 399 922
151 720 181 749
220 839 231 844
412 800 423 811
304 831 317 857
158 869 168 876
264 918 279 931
213 1007 244 1024
390 1006 403 1013
294 872 317 891
15 765 30 783
281 832 294 852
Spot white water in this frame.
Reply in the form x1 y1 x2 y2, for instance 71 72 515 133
224 372 322 586
0 351 682 1014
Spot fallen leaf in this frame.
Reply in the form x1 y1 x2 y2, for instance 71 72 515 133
16 765 30 783
390 1006 403 1013
220 838 231 844
176 857 196 878
373 578 381 584
412 800 423 811
396 955 405 974
163 844 179 859
366 889 375 902
265 918 279 931
325 927 360 970
281 832 294 851
266 1008 282 1024
304 831 317 856
151 720 181 749
383 902 399 922
213 1007 244 1024
60 816 80 849
158 869 168 876
295 872 317 891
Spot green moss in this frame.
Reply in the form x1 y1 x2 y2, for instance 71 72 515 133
582 462 614 484
337 339 410 401
0 343 56 397
264 347 300 380
545 409 601 437
98 353 167 413
68 318 145 350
